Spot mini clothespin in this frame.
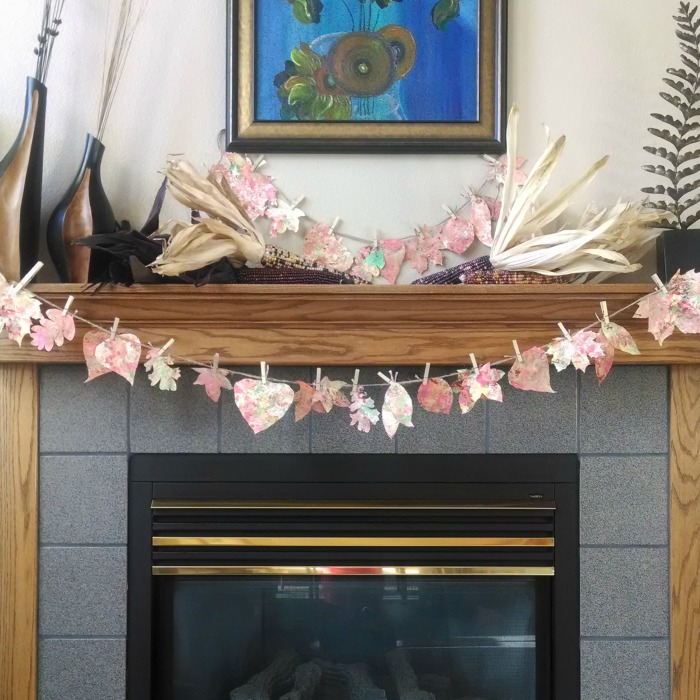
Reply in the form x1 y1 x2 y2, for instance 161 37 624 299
373 230 379 250
62 295 75 317
442 204 457 219
109 318 120 340
212 353 220 373
422 363 431 385
652 274 668 294
512 340 523 363
157 338 175 357
558 322 572 341
470 353 479 371
600 301 610 325
378 371 393 384
330 217 340 234
291 196 304 208
315 367 322 391
253 155 266 170
352 369 360 390
12 261 43 294
260 361 267 385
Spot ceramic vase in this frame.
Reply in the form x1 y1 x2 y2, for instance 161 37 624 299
656 229 700 283
47 134 117 283
0 76 47 281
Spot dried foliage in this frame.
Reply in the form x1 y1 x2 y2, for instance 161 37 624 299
97 0 148 141
33 0 67 84
643 2 700 229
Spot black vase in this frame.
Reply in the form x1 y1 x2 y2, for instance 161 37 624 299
0 76 47 280
656 229 700 283
47 134 117 283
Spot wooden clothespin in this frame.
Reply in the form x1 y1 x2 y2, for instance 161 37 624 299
291 196 304 208
315 367 322 391
422 363 431 385
442 204 456 219
12 261 43 294
378 371 393 384
652 274 668 294
212 353 220 373
109 318 120 340
512 340 523 363
600 301 610 325
373 230 379 250
157 338 175 357
260 361 267 385
330 217 340 234
558 322 572 341
352 369 360 390
253 155 266 170
470 353 479 371
62 295 75 317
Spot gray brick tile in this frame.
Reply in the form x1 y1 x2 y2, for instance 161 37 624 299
39 638 125 700
580 455 668 546
580 547 668 637
130 367 218 453
221 366 311 453
581 640 669 700
39 547 126 636
580 366 669 454
489 366 577 452
40 456 127 545
40 366 128 453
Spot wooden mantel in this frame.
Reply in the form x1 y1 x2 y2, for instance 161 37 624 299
0 283 699 700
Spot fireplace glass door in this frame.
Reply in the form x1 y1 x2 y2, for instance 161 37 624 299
154 571 549 700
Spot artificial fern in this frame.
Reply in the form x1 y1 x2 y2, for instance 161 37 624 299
643 2 700 229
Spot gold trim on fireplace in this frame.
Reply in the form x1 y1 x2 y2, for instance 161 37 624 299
150 499 556 511
152 566 555 577
152 536 555 548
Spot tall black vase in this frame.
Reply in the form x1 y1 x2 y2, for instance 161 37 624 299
47 134 117 283
0 76 47 280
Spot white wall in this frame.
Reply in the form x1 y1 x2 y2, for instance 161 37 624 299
0 0 680 281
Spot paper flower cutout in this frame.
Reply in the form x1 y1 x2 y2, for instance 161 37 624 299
417 378 454 414
484 154 527 185
406 226 444 274
349 387 381 433
303 223 354 272
83 329 141 384
469 195 493 246
193 366 232 402
0 281 43 346
508 347 555 393
547 330 605 372
210 153 277 220
30 309 76 352
294 378 350 421
266 199 305 237
144 348 181 391
234 378 295 434
440 216 474 255
382 382 414 438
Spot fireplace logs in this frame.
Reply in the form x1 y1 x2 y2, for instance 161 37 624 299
386 649 436 700
280 661 323 700
229 651 299 700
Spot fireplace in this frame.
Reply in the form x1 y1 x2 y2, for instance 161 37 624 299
127 454 579 700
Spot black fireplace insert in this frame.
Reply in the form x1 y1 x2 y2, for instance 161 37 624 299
127 454 580 700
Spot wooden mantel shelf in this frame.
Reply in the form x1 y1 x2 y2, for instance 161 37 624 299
0 282 698 365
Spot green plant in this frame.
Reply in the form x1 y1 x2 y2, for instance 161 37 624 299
643 2 700 229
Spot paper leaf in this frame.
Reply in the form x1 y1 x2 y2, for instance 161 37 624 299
440 217 474 255
594 332 615 385
30 309 76 352
547 330 605 372
468 363 505 402
406 226 444 274
94 333 141 385
144 348 181 391
83 330 111 381
266 200 305 237
457 384 476 414
303 223 354 272
379 239 406 285
349 387 380 433
382 382 414 438
352 245 385 281
601 321 640 355
210 153 277 220
674 299 700 335
295 378 350 420
294 381 315 421
234 378 295 434
508 347 555 393
417 378 454 414
0 287 43 345
484 154 527 186
470 195 493 246
193 366 233 402
634 293 674 344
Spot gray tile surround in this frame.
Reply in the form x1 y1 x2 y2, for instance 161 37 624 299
38 364 671 700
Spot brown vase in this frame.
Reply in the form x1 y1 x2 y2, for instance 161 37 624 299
0 77 47 281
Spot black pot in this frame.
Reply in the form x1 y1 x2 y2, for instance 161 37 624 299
47 134 117 283
656 228 700 282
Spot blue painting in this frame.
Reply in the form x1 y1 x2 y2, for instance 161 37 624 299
254 0 480 123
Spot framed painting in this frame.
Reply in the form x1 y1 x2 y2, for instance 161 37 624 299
226 0 507 154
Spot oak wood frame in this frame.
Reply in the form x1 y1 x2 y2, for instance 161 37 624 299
0 284 698 699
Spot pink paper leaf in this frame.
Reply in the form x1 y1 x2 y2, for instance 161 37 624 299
484 154 527 185
382 382 414 438
193 366 233 402
634 292 674 344
440 217 474 255
234 378 295 434
303 223 354 272
83 330 111 382
406 226 444 274
144 348 181 391
30 309 76 352
351 246 385 281
94 333 141 385
508 347 555 393
601 321 640 355
0 286 43 346
265 200 305 237
210 153 277 220
349 387 380 433
379 239 406 285
294 381 316 421
417 378 454 414
547 330 605 372
594 332 615 385
470 195 493 246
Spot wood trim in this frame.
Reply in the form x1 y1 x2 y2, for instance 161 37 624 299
0 283 696 365
670 365 700 700
0 365 38 700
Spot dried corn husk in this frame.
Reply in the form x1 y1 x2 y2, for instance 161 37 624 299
490 105 664 281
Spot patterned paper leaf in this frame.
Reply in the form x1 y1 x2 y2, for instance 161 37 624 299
352 245 385 281
456 382 476 414
601 321 640 355
144 348 181 391
349 387 381 433
303 223 354 272
508 347 555 393
382 382 414 438
467 364 505 403
210 153 277 220
294 381 316 421
30 309 76 352
379 239 406 285
406 226 444 274
675 299 700 334
295 378 350 420
594 332 615 385
417 378 454 414
440 217 474 255
193 366 233 402
634 292 675 344
234 378 295 434
94 334 141 385
266 200 305 237
83 330 111 381
470 195 493 246
547 330 605 372
484 154 527 186
0 285 43 346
